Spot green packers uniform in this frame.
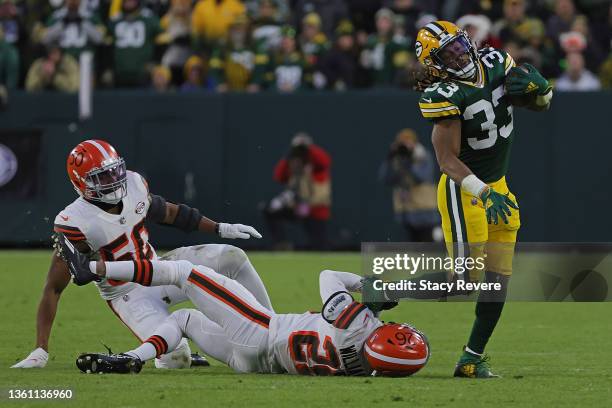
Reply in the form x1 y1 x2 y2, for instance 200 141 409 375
300 32 330 68
362 35 411 85
209 45 258 91
45 9 103 59
109 9 161 87
253 51 309 91
418 47 519 276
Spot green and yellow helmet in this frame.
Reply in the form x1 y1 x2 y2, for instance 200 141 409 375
415 21 478 80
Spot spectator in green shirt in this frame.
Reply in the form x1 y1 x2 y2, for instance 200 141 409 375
108 0 162 87
41 0 105 60
359 8 410 86
253 25 309 92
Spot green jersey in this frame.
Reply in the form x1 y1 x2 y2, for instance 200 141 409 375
109 8 161 86
419 48 516 182
209 44 258 90
46 8 103 59
253 51 309 91
362 35 410 85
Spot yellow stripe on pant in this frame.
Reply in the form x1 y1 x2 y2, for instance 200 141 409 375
437 174 520 278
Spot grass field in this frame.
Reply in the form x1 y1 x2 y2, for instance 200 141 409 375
1 250 611 407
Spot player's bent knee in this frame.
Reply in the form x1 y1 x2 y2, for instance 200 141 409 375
218 245 249 276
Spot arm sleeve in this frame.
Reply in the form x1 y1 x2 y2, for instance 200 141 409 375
503 51 516 76
53 213 87 244
319 270 363 303
418 87 461 122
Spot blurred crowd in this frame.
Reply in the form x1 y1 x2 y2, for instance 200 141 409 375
0 0 610 95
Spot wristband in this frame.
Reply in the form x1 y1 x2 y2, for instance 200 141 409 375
461 174 489 198
215 223 220 235
536 87 553 105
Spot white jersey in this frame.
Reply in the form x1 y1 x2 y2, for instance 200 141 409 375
268 303 382 375
54 171 157 300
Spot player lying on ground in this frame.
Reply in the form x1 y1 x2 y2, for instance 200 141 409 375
12 139 272 369
413 20 552 377
57 233 430 376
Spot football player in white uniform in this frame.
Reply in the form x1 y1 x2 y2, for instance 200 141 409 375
58 235 430 377
12 139 273 369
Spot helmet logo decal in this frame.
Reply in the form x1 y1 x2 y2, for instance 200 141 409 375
415 41 423 58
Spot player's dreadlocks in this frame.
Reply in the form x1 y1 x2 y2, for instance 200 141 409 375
412 64 448 92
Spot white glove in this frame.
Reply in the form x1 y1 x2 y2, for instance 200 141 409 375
11 347 49 368
218 223 262 239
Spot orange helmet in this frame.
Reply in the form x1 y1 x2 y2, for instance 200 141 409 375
67 140 127 205
364 323 430 377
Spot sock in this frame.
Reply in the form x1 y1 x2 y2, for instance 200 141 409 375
466 271 509 354
103 260 189 287
126 315 184 361
125 342 157 361
464 346 482 357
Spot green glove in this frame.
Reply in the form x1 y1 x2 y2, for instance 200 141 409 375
361 276 398 313
480 188 519 225
506 63 551 96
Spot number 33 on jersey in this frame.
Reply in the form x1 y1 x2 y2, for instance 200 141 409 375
419 48 516 183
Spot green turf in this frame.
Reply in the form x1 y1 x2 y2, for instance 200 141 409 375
1 250 610 407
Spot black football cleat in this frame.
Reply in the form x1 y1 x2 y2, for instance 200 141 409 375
190 353 210 367
76 353 143 374
54 232 101 286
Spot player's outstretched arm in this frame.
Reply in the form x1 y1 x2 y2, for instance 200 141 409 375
11 250 71 368
146 193 262 239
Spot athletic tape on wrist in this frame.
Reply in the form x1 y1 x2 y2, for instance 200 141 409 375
461 174 488 198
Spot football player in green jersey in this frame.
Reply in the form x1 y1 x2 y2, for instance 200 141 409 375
414 21 552 378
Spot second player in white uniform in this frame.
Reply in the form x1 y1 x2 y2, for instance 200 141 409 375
13 139 272 369
64 252 429 377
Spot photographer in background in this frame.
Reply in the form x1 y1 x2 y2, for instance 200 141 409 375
263 133 331 250
379 128 440 242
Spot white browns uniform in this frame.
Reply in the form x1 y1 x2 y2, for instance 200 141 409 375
53 171 271 368
268 269 382 375
54 171 154 301
269 304 382 375
134 262 382 375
